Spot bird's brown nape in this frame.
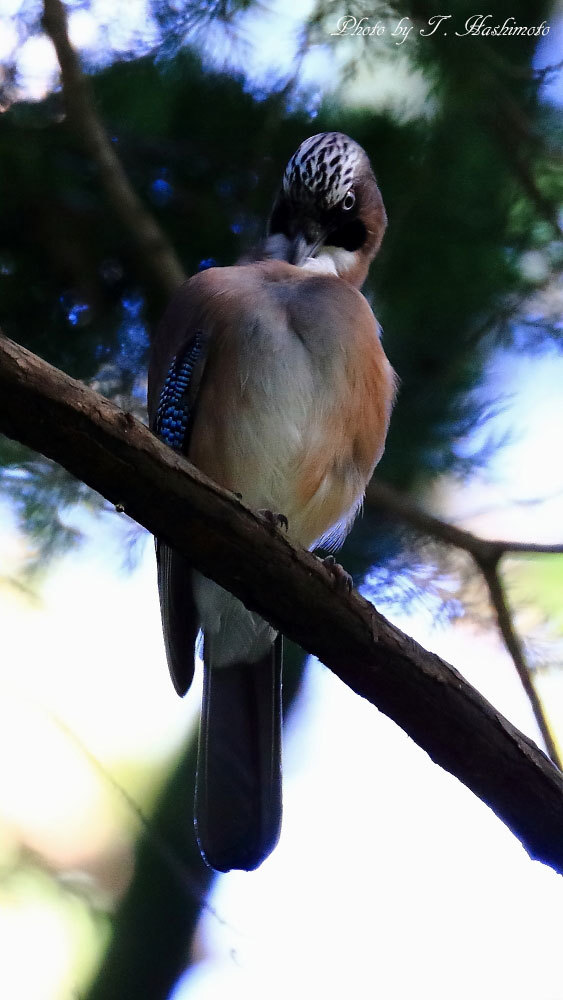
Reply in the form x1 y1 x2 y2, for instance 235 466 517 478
356 167 388 259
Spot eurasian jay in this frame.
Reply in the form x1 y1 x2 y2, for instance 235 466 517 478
148 132 396 873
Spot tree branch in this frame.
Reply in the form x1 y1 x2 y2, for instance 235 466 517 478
367 481 563 561
367 481 562 767
42 0 186 300
480 558 560 767
1 330 563 873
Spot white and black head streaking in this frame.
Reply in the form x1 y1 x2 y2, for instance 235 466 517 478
267 132 387 288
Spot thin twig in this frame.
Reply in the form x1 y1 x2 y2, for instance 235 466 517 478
53 714 234 927
534 58 563 84
367 480 562 766
479 557 561 768
42 0 186 301
367 481 563 561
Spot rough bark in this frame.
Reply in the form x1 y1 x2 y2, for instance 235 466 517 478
1 331 563 874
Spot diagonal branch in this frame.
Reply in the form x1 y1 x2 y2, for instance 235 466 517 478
367 481 562 767
1 329 563 874
367 481 563 561
480 557 560 767
42 0 186 300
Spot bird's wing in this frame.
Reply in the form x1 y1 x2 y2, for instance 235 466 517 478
153 541 199 696
149 284 211 696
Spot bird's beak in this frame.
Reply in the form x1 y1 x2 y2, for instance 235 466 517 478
287 230 325 266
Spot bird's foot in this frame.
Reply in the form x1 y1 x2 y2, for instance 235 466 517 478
259 509 289 532
322 555 353 594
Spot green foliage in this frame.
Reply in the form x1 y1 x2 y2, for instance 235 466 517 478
510 554 563 637
1 25 560 567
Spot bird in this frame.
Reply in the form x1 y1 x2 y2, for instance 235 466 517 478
148 131 396 873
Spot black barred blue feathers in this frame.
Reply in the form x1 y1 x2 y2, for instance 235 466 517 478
155 331 204 451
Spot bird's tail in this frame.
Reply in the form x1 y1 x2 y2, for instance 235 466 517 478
195 635 283 872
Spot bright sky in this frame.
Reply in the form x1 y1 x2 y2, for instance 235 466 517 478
0 0 430 116
177 644 563 1000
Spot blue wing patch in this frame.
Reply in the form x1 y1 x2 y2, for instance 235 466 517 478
155 331 204 451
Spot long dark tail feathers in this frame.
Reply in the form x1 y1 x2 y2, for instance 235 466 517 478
195 635 283 872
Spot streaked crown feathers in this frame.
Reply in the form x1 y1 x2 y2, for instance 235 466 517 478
283 132 366 208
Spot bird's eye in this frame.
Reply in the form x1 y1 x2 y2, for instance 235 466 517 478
342 189 355 211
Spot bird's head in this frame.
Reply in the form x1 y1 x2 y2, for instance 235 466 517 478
267 132 387 288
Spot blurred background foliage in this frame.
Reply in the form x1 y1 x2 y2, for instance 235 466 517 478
1 0 561 572
0 0 562 997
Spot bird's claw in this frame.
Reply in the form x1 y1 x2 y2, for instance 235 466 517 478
322 555 353 594
259 509 289 532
